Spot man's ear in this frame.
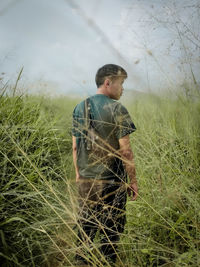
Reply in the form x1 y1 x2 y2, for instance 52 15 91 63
104 78 111 87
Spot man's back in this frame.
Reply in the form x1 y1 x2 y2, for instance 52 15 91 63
72 94 136 180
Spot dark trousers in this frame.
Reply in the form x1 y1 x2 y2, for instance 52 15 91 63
76 178 127 264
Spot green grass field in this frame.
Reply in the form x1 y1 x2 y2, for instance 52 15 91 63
0 88 200 266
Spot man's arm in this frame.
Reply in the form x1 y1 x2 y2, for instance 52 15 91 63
119 135 138 201
72 136 80 182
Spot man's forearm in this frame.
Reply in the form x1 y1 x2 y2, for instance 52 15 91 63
73 149 79 176
72 136 80 181
119 135 137 184
120 145 138 200
121 148 137 183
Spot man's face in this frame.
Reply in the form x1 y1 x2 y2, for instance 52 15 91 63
108 77 125 100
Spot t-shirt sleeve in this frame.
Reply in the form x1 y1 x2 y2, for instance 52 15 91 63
72 102 86 137
114 103 136 139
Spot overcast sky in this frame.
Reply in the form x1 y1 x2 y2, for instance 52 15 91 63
0 0 199 95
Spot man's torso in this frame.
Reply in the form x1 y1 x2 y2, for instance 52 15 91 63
72 94 136 180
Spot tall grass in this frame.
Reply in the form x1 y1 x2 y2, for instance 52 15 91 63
0 89 199 266
124 94 200 266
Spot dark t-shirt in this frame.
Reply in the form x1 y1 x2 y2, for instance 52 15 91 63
72 94 136 180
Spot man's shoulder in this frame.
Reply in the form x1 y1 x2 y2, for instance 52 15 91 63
73 95 127 114
90 94 120 108
73 99 85 114
106 100 128 115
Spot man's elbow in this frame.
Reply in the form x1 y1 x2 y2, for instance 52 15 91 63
120 148 133 160
72 145 77 153
72 136 77 152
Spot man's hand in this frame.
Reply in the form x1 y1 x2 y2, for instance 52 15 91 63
127 182 138 201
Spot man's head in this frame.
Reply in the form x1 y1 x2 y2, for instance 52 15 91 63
95 64 127 100
95 64 127 88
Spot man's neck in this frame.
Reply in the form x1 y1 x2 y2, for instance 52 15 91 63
96 87 109 97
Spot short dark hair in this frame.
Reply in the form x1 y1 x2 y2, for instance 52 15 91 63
95 64 127 88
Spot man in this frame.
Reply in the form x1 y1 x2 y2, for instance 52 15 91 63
72 64 138 265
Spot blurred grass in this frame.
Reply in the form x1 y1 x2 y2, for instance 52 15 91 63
0 88 199 266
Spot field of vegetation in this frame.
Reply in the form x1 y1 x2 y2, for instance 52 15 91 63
0 86 200 266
